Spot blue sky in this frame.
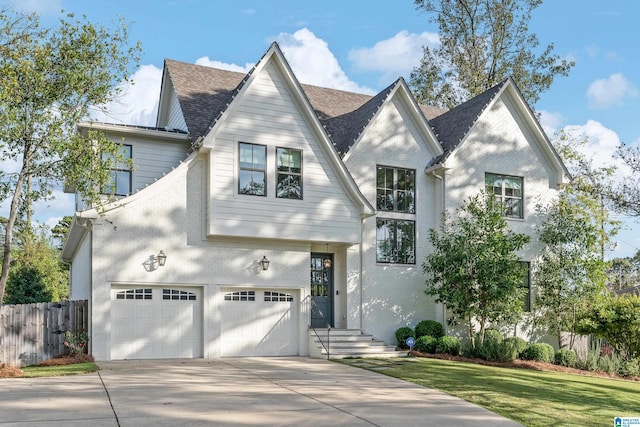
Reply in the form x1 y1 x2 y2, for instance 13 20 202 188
7 0 640 258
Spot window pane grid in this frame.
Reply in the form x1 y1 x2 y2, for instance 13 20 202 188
224 290 255 301
115 288 152 300
239 143 266 196
485 173 523 219
276 148 303 199
376 166 415 213
376 218 415 264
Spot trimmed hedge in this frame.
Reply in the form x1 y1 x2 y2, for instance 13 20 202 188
555 348 577 367
501 337 528 362
415 335 438 353
521 343 555 363
436 336 461 356
415 320 445 339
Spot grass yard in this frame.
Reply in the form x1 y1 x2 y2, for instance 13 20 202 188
339 357 640 427
21 362 98 378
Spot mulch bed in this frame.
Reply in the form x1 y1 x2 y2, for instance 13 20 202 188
0 354 94 378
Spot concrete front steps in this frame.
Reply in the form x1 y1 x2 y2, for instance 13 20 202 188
309 328 406 359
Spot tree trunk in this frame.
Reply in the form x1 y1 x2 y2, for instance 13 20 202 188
0 165 27 304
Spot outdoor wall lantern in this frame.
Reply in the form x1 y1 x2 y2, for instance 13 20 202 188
323 243 332 269
143 250 167 272
260 256 270 271
157 250 167 267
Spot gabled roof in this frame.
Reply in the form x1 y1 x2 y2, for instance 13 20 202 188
161 57 446 153
427 80 505 167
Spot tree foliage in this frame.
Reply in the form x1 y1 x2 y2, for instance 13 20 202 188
423 193 530 345
0 8 141 303
3 226 68 304
578 294 640 359
533 193 609 350
410 0 574 109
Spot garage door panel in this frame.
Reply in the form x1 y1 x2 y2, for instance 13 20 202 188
111 286 202 360
220 289 298 357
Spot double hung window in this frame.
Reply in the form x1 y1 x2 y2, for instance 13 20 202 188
276 148 302 199
103 144 132 196
239 143 266 196
485 173 523 219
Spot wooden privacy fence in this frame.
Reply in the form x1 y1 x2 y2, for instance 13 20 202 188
0 300 89 368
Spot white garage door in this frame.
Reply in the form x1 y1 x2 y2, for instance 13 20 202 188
220 289 298 357
111 286 202 360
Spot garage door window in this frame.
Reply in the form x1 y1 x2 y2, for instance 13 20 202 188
115 288 152 300
224 290 255 301
163 289 197 300
264 291 293 302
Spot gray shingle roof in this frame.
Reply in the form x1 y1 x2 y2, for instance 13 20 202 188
163 59 447 153
427 80 506 166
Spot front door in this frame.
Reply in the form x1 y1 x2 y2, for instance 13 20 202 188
310 253 333 328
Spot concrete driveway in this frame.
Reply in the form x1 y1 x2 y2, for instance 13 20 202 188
0 357 522 426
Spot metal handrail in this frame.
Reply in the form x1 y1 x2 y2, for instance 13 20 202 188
308 296 331 359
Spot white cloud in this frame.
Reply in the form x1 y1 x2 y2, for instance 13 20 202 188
562 120 629 180
348 30 438 79
586 73 638 109
275 28 376 95
195 57 253 73
538 110 564 137
90 64 163 126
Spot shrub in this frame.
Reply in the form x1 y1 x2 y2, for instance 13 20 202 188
415 320 444 339
554 348 577 367
415 335 438 354
436 336 461 356
596 353 622 374
521 343 554 363
64 331 89 356
619 358 640 377
475 329 504 361
500 337 527 362
395 327 415 350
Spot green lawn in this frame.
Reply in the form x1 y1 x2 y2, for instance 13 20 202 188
21 362 98 378
339 357 640 427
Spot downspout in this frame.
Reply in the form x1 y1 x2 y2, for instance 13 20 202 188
426 163 447 334
359 217 365 333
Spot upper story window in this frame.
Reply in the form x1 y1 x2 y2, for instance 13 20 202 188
485 173 523 219
276 147 302 199
239 142 266 196
377 166 415 213
376 218 415 264
102 144 132 196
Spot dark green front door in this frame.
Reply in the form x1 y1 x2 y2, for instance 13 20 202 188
311 253 333 328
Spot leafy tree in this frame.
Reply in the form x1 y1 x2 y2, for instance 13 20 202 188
423 193 530 346
533 194 609 350
51 215 73 250
3 225 69 304
578 294 640 359
0 9 141 304
410 0 574 109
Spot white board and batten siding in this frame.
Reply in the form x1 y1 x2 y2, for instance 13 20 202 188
206 61 362 244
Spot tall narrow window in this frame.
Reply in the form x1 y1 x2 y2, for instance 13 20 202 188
102 144 132 196
276 147 302 199
239 143 266 196
485 173 523 219
376 166 415 213
376 219 415 264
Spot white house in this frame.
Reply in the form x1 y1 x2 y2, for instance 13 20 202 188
61 43 568 361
